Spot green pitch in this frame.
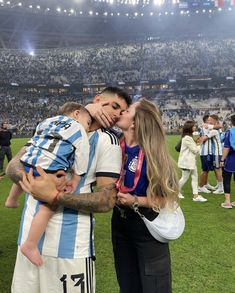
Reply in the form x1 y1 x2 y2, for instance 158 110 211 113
0 137 235 293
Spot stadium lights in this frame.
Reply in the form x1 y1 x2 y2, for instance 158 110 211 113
154 0 164 6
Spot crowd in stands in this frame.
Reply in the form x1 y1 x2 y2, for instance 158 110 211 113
1 90 235 137
0 38 235 85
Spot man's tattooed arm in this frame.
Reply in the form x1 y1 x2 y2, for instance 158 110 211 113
6 146 26 184
57 184 117 213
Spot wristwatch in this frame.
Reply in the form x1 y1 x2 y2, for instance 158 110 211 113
132 195 139 212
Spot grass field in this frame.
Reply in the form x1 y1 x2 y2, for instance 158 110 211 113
0 136 235 293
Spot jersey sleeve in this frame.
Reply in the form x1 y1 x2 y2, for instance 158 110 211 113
96 132 122 179
72 126 90 176
224 130 231 148
207 129 218 138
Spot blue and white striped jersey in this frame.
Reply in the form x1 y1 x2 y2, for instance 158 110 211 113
21 115 90 176
200 127 222 156
17 128 122 259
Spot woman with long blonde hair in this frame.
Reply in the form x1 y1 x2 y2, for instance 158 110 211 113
112 98 179 293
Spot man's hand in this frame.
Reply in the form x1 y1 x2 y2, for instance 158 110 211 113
85 101 113 128
19 167 67 204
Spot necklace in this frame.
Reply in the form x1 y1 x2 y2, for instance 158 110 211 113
116 139 144 193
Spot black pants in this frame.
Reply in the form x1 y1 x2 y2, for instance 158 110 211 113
222 169 235 194
0 145 12 172
112 206 172 293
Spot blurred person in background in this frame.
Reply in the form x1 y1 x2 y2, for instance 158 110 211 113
178 120 207 202
220 114 235 209
0 121 12 176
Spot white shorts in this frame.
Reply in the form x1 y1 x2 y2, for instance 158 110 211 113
12 248 95 293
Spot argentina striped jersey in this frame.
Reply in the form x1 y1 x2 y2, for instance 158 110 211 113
17 128 122 259
20 115 90 175
200 127 222 156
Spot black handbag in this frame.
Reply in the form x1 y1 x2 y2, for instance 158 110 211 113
175 139 182 152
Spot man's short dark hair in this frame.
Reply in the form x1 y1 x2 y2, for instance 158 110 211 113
230 114 235 126
210 114 219 122
203 114 209 123
100 87 132 106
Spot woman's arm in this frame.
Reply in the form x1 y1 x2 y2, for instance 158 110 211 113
184 137 201 154
117 192 150 208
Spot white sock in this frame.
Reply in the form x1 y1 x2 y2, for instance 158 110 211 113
217 182 223 189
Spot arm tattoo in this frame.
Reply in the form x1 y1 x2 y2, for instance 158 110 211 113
6 147 26 184
58 184 117 213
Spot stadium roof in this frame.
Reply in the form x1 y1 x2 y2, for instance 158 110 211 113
0 0 234 49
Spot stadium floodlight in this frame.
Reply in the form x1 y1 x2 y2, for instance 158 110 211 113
36 5 40 9
18 2 22 6
29 51 35 56
29 5 33 8
89 10 93 15
57 7 61 12
70 9 74 14
6 1 10 4
154 0 164 6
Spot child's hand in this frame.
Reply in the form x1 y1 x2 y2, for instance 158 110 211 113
64 179 78 194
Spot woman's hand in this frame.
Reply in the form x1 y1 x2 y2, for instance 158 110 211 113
85 101 113 128
117 192 135 207
19 167 67 204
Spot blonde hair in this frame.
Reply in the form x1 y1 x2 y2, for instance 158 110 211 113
134 98 179 210
59 102 89 116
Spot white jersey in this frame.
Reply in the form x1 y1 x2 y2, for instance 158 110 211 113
17 129 122 259
21 115 89 175
200 127 222 156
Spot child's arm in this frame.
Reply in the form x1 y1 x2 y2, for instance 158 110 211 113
64 174 81 194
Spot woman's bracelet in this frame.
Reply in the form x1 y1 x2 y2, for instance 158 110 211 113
132 195 139 212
